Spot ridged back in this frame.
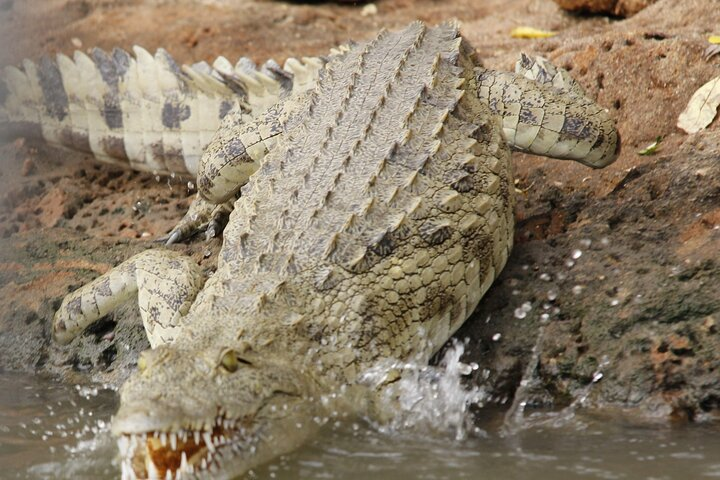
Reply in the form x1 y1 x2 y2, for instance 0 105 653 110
221 22 466 276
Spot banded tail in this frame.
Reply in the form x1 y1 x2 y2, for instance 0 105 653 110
0 47 325 176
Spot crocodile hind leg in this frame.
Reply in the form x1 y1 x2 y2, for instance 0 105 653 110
163 92 311 242
475 55 620 168
197 90 313 204
159 193 234 245
53 250 204 348
159 102 289 244
196 101 287 203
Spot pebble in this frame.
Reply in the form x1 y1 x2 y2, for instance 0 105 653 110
361 3 377 16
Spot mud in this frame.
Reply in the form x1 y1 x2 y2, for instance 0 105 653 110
0 0 718 421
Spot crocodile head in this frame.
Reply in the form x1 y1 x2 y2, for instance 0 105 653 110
112 342 324 479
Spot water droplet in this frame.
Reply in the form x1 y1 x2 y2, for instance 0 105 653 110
565 259 575 268
513 308 526 319
547 290 558 301
572 285 584 295
592 372 604 383
610 298 620 306
539 273 551 281
580 238 592 248
540 313 550 323
492 333 502 341
572 249 583 260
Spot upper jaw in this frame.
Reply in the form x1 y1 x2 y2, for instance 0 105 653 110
112 401 220 436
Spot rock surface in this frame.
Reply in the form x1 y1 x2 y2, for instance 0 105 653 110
0 0 718 421
553 0 657 16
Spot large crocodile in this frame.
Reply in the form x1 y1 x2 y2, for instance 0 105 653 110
1 21 619 480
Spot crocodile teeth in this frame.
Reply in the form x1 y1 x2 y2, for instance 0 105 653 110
160 432 168 447
147 458 160 480
121 460 135 480
118 435 130 456
203 432 215 452
194 430 200 445
170 432 177 451
180 451 188 472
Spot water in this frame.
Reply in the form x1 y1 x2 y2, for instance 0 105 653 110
1 371 720 480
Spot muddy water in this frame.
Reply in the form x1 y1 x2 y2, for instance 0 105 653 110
2 372 719 479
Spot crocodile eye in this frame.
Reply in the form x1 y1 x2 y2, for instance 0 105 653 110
220 349 239 373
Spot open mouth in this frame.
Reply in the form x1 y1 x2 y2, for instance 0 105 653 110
118 415 252 480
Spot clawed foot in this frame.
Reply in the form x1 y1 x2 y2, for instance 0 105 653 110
158 194 233 245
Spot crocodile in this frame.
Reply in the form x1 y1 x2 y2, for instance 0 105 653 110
1 21 619 480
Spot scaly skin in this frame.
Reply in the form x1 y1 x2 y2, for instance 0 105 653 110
44 21 619 480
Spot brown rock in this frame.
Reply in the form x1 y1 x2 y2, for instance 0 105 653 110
615 0 657 16
553 0 657 16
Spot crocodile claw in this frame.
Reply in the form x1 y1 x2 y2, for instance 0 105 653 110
205 223 218 241
165 230 183 246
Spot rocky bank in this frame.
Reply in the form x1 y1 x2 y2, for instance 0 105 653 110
0 0 718 421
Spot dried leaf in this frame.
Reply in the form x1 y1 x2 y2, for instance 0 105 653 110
709 35 720 44
677 76 720 134
638 136 662 155
510 27 557 39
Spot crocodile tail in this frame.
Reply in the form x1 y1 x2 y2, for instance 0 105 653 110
0 48 324 176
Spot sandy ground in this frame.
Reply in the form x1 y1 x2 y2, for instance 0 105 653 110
0 0 718 421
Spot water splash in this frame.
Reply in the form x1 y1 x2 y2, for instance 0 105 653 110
360 340 486 441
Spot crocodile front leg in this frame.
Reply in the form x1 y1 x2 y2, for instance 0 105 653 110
53 250 204 348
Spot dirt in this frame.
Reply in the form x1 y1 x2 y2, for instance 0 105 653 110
0 0 718 421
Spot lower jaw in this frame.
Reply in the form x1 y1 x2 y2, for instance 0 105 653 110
118 429 244 480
